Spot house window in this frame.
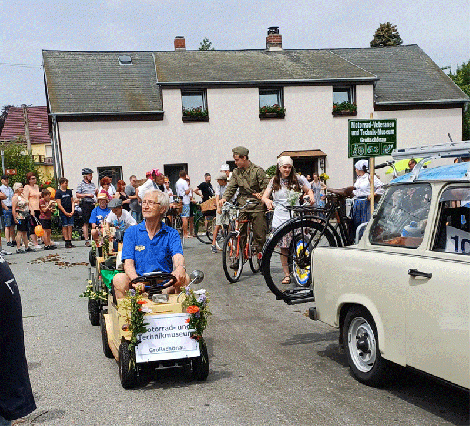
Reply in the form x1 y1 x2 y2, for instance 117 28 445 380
259 88 285 118
181 90 209 122
332 86 356 116
97 166 122 188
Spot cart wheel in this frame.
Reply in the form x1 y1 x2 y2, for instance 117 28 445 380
119 341 138 389
88 299 100 326
190 339 209 381
89 248 96 267
100 313 114 359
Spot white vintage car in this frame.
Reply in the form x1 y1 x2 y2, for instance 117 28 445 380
310 142 470 388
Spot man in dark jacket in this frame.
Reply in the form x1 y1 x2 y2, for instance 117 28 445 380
0 259 36 424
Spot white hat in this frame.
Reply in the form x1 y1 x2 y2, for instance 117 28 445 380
220 164 230 171
277 156 293 167
354 159 369 171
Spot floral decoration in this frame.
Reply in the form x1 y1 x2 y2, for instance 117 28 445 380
122 288 149 357
80 279 108 301
182 106 209 118
259 104 286 117
181 287 211 342
332 101 357 113
286 189 301 206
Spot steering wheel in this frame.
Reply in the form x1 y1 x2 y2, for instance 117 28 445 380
130 272 177 297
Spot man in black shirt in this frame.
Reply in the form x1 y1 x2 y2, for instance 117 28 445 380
195 173 216 227
0 259 36 424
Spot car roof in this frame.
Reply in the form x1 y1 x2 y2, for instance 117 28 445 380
391 162 470 184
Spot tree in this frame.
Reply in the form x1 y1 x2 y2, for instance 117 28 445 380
370 22 403 47
0 139 40 185
0 105 14 134
448 61 470 140
198 38 215 51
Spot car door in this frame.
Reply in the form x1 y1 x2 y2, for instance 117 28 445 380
405 254 469 388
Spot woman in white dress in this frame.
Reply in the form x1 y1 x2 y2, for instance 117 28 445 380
262 156 314 284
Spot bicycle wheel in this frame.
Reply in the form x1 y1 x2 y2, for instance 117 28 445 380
174 215 184 246
261 219 337 300
248 231 260 273
205 216 216 243
195 216 209 244
222 232 244 283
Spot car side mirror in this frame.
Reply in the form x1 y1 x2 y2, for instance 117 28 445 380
189 270 204 284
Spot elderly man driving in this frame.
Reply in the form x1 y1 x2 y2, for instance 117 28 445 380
113 190 188 299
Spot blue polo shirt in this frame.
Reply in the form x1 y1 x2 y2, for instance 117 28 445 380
121 221 183 275
89 206 110 225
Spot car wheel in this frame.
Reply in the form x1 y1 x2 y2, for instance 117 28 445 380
88 299 100 326
100 313 114 359
190 339 209 381
343 307 388 387
118 341 138 389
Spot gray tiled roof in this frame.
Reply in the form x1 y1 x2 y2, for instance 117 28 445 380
43 45 468 114
153 50 376 83
332 45 468 104
43 51 162 114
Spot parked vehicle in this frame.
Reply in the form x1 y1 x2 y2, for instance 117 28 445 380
307 142 470 388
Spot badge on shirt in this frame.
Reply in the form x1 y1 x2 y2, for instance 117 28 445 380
135 245 145 252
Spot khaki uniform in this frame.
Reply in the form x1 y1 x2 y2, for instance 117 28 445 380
223 162 269 252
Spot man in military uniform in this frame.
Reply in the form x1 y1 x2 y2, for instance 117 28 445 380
219 146 268 268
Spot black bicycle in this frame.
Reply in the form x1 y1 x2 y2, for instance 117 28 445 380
260 194 353 304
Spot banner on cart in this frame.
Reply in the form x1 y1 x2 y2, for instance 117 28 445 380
135 313 200 363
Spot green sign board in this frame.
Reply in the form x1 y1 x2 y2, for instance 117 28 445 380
348 119 397 158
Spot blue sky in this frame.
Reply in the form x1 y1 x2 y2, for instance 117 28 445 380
1 0 468 107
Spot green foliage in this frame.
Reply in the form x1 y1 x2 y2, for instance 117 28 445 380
0 105 14 134
0 139 39 185
122 289 149 357
265 165 277 178
181 287 211 340
448 61 470 140
182 106 208 117
80 280 108 301
259 104 286 116
370 22 403 47
333 101 357 113
198 37 215 51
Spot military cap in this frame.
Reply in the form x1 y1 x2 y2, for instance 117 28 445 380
232 146 249 157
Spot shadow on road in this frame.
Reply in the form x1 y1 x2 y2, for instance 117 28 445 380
280 331 338 347
317 343 469 425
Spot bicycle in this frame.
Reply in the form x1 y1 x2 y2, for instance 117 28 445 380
261 193 353 304
165 198 185 246
221 200 262 283
193 202 216 245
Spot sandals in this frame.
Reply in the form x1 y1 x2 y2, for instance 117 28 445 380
281 276 291 284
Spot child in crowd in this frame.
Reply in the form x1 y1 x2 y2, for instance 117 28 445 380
55 177 75 248
39 189 57 250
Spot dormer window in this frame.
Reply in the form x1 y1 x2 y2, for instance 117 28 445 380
118 55 132 65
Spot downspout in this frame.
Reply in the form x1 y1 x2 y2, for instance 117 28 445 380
51 115 62 180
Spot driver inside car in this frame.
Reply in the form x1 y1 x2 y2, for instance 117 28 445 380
113 190 189 299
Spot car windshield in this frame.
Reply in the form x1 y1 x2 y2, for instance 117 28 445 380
369 183 432 249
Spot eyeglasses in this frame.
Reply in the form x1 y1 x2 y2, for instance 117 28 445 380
142 200 161 206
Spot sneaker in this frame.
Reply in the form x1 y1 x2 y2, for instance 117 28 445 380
16 249 25 254
85 241 91 247
215 241 222 251
0 249 11 256
211 245 218 254
6 242 14 247
229 259 239 270
25 247 34 252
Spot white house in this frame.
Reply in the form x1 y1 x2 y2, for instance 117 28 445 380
42 28 469 190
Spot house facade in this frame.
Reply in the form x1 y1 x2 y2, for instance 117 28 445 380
0 106 54 178
43 29 468 190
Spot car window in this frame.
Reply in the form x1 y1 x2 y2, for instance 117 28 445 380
369 183 432 249
433 186 470 255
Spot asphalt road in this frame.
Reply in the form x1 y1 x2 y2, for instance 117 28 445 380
8 239 469 426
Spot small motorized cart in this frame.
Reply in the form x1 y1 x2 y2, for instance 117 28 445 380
101 270 210 389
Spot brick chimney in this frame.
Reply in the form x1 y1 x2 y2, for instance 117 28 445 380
174 36 186 51
266 27 282 51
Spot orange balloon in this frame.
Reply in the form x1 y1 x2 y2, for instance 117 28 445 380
47 187 56 198
35 225 45 237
